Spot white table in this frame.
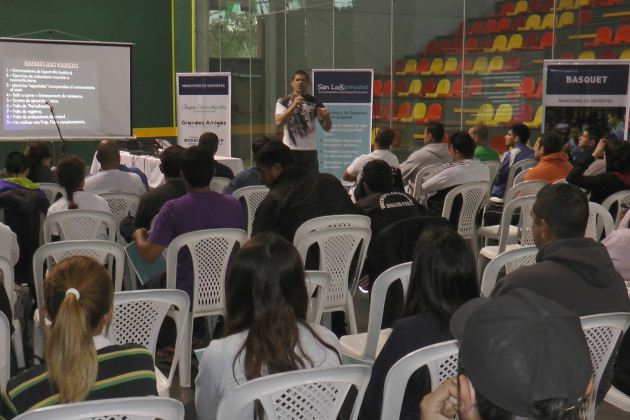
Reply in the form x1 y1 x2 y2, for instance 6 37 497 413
90 152 244 189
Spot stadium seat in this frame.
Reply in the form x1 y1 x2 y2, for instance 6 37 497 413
419 79 436 96
468 19 485 35
412 58 431 75
408 103 427 124
508 0 528 15
576 10 592 26
524 106 543 128
534 13 556 30
487 56 504 73
467 79 483 96
510 15 526 31
525 79 543 99
506 77 535 98
503 55 520 72
446 57 471 75
486 104 513 127
494 2 514 17
416 103 442 124
476 36 494 52
505 33 523 51
504 104 533 125
487 35 508 52
451 22 464 37
437 39 451 54
394 79 408 95
517 32 540 50
399 79 421 97
373 80 382 97
531 31 554 49
372 102 383 120
450 38 464 53
495 17 512 33
439 57 458 75
440 78 464 98
386 59 405 76
425 79 451 98
620 49 630 59
490 134 508 155
519 14 541 31
528 0 544 13
418 40 438 56
382 102 397 122
557 11 575 28
584 26 612 48
422 58 444 76
578 50 596 59
598 49 616 59
396 60 414 76
485 19 498 33
611 25 630 46
462 103 494 126
391 102 411 122
466 57 488 75
381 79 393 96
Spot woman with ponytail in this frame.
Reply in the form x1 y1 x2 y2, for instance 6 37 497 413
0 256 157 418
195 232 341 420
46 155 111 239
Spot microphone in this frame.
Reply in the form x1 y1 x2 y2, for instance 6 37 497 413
45 100 54 110
44 99 67 157
296 88 303 110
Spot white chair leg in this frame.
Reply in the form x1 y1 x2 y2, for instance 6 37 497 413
346 296 358 335
178 317 193 388
11 319 25 368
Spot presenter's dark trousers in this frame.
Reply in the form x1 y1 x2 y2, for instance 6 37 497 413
290 149 319 172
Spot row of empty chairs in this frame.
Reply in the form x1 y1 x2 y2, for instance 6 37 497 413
390 54 521 79
585 24 630 47
562 48 630 59
376 77 484 99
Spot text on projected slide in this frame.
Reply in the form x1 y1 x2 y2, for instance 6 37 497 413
4 58 99 130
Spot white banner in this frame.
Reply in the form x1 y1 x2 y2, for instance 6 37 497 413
176 72 232 155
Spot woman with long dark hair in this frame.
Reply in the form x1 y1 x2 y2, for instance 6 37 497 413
359 227 480 420
0 256 157 418
195 232 341 420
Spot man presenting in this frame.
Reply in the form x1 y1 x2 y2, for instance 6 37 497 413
275 70 332 171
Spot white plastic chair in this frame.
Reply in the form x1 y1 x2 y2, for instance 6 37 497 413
412 163 443 201
294 226 372 335
97 191 141 225
32 240 126 360
106 290 190 394
210 176 231 193
216 365 372 420
340 262 412 365
477 195 537 278
480 246 538 296
579 312 630 420
605 386 630 413
586 202 615 241
503 158 537 199
12 396 185 420
43 210 116 243
441 181 489 256
381 340 459 420
0 311 10 391
38 183 66 205
0 256 25 369
292 214 371 247
601 190 630 229
484 160 501 191
231 185 269 238
511 167 530 186
305 271 331 324
478 180 545 247
165 228 247 387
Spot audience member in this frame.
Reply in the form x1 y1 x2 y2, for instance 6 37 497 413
492 183 630 403
564 125 584 164
25 141 56 183
47 155 111 241
133 146 244 299
419 131 490 218
468 124 499 162
199 131 234 179
194 233 340 420
0 221 19 266
608 109 625 140
491 123 534 199
119 145 187 242
344 127 399 200
566 136 630 204
577 126 606 176
420 289 592 420
224 136 271 194
400 121 452 193
85 139 147 196
524 131 572 184
360 227 479 420
0 256 157 418
0 151 49 294
251 141 357 242
355 159 423 236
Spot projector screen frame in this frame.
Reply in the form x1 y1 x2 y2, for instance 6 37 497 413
0 37 134 141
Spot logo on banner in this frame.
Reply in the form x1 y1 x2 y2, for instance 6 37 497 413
179 76 229 95
314 71 372 103
547 65 629 96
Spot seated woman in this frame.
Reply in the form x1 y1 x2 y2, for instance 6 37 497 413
195 232 341 420
47 155 111 240
26 141 56 183
359 227 480 420
0 256 157 418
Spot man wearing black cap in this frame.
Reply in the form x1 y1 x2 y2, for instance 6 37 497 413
420 289 593 420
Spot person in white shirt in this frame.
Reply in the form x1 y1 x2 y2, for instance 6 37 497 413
195 233 341 420
0 222 19 265
84 139 147 197
344 127 399 201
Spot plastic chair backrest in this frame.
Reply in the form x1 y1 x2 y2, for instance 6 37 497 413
525 105 543 127
510 15 526 31
107 289 190 393
43 210 116 243
558 11 575 27
97 192 141 225
591 27 613 47
579 313 630 420
381 80 392 96
420 79 436 96
504 55 520 72
578 9 592 25
425 103 442 122
411 103 427 121
504 180 546 205
497 17 511 32
522 14 541 30
485 18 497 33
489 35 507 52
372 80 382 97
484 161 502 187
38 183 66 205
402 59 416 75
539 13 555 30
487 56 504 73
293 214 371 246
165 228 247 316
441 182 489 249
381 340 459 420
382 102 397 121
601 190 630 228
480 246 538 296
395 79 408 95
12 396 185 420
210 176 231 193
442 58 458 75
504 158 537 198
613 25 630 44
522 32 539 49
413 163 443 200
232 185 269 238
497 196 538 254
512 104 533 123
488 103 512 126
537 31 554 49
447 78 463 98
363 262 412 360
506 33 523 50
294 227 372 335
305 271 331 324
598 49 616 59
394 102 411 120
497 2 514 17
586 202 615 241
467 79 483 96
512 167 529 186
0 256 25 369
426 58 444 75
216 365 371 420
529 0 543 13
415 59 430 74
0 312 9 391
471 57 488 74
469 19 485 34
466 103 493 125
579 50 596 60
512 0 528 14
437 40 451 54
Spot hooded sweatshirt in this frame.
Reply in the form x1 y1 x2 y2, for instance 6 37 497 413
400 143 453 191
566 154 630 203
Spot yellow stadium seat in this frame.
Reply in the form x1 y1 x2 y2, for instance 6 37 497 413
425 79 451 98
486 104 513 127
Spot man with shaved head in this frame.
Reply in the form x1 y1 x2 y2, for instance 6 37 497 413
85 139 147 196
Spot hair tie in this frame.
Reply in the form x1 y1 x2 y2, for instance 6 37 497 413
65 288 80 299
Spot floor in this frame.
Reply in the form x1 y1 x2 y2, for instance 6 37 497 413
170 292 630 419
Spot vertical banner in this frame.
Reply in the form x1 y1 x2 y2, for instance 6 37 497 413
312 69 373 179
542 60 630 141
176 72 232 156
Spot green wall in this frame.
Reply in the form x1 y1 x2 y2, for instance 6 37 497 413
0 0 193 165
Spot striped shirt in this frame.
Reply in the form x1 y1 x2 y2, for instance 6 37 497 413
0 344 157 419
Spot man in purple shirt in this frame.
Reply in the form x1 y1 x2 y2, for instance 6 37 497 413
133 146 244 298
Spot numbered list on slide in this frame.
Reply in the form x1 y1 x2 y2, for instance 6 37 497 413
4 59 99 130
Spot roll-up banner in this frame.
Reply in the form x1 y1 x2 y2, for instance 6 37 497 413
176 72 232 155
543 60 630 141
312 69 373 179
